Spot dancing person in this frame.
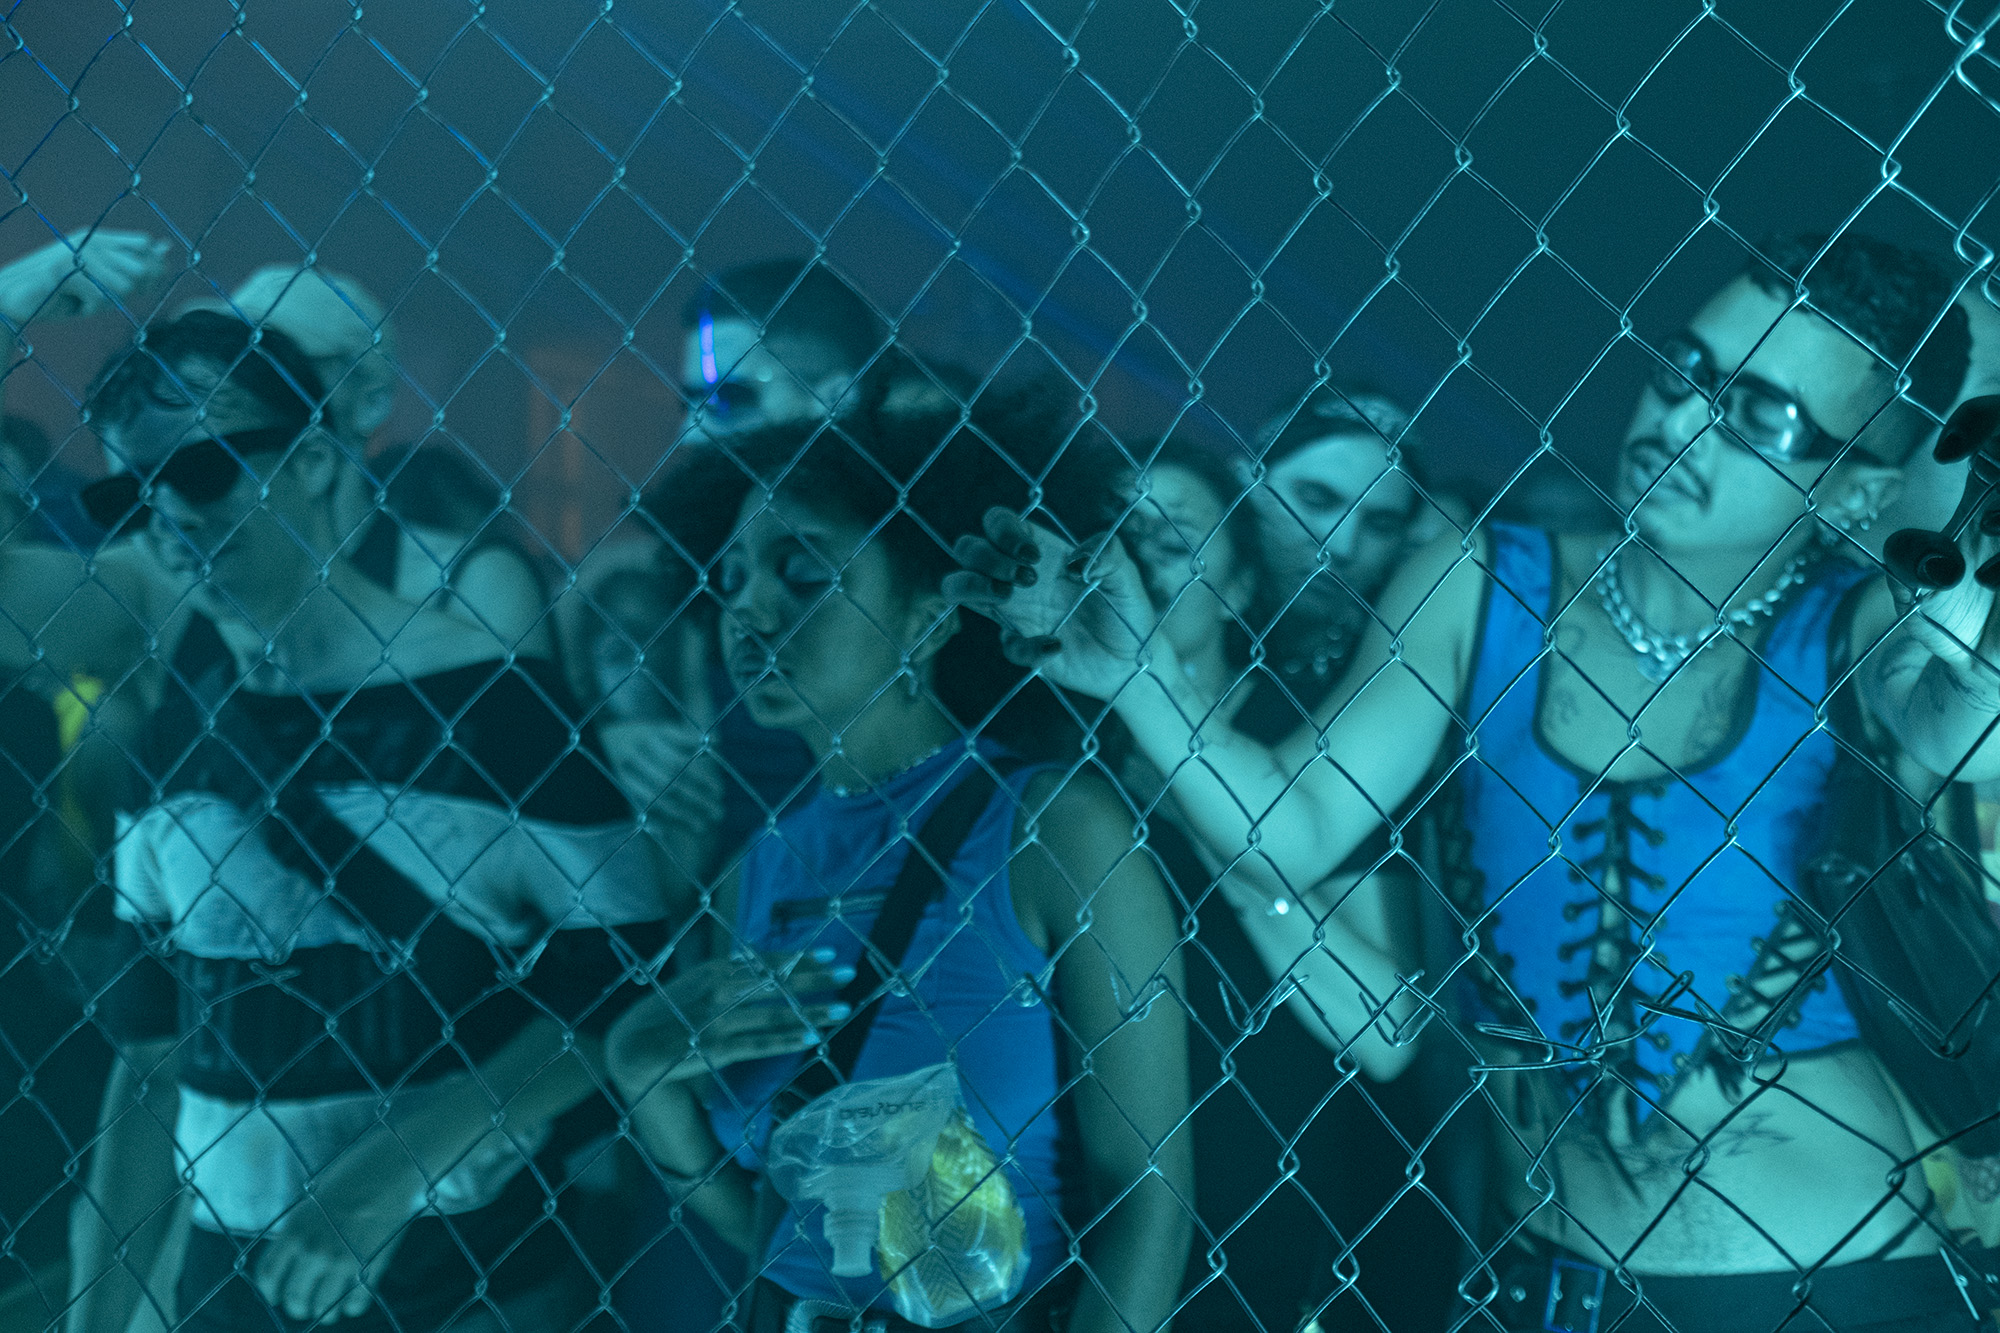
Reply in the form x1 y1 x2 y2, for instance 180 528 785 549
0 229 181 687
672 261 973 846
1107 433 1433 1332
74 308 693 1333
678 259 888 443
608 401 1192 1333
956 233 2000 1328
1229 387 1456 743
224 266 554 658
0 227 209 1333
232 269 720 904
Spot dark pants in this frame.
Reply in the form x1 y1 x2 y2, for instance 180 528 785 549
1484 1239 1998 1333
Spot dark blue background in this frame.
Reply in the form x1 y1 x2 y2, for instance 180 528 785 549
5 0 1996 556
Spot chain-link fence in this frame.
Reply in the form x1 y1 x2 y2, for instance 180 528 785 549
5 2 2000 1331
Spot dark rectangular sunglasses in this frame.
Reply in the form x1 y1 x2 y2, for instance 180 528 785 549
81 426 301 533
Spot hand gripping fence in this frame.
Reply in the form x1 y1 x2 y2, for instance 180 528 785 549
3 3 2000 1332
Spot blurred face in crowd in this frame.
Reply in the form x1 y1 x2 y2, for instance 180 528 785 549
587 583 678 722
1129 463 1255 668
100 362 332 611
680 316 857 441
1620 275 1916 557
716 488 945 745
1250 430 1420 610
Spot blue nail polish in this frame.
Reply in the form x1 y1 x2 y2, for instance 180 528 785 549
831 965 857 984
826 1002 852 1020
810 946 838 964
802 1027 823 1044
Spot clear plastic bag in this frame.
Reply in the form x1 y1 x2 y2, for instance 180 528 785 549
764 1062 1028 1327
875 1106 1029 1326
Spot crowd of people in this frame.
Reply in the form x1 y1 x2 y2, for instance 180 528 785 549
0 222 1998 1333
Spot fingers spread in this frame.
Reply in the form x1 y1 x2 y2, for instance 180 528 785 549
780 956 856 997
253 1241 293 1307
701 994 854 1063
341 1277 375 1320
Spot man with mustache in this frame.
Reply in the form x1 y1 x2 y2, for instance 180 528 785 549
955 232 2000 1330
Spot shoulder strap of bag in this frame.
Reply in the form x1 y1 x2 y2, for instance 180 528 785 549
773 753 1026 1121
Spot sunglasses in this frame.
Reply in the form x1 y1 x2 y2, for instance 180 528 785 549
81 426 300 533
1648 333 1845 463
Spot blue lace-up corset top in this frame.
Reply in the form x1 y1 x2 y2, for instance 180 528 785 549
1458 524 1867 1112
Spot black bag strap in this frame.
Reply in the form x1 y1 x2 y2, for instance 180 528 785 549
771 753 1025 1122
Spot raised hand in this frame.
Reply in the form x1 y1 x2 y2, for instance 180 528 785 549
0 230 170 327
1884 395 2000 672
600 717 725 835
944 506 1167 700
606 948 854 1096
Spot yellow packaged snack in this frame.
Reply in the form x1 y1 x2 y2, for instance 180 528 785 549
877 1108 1029 1326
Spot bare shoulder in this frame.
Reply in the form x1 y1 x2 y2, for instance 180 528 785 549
1017 766 1137 856
1375 522 1492 645
1011 766 1153 951
366 598 518 683
458 540 539 582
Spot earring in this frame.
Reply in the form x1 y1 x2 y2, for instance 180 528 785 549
899 662 922 700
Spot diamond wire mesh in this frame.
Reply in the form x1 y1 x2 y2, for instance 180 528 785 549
0 2 1998 1332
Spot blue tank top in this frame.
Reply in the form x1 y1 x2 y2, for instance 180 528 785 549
1459 524 1867 1113
708 743 1066 1307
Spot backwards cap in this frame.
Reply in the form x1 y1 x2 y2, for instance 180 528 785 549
228 266 399 437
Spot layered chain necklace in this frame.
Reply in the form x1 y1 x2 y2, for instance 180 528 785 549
1593 545 1814 682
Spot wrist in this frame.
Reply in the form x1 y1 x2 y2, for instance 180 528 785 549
628 1076 725 1180
1113 662 1194 735
650 1143 737 1199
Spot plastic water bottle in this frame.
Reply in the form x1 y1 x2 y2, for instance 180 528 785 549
765 1064 960 1278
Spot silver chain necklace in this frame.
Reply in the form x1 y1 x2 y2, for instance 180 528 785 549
1593 545 1814 682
